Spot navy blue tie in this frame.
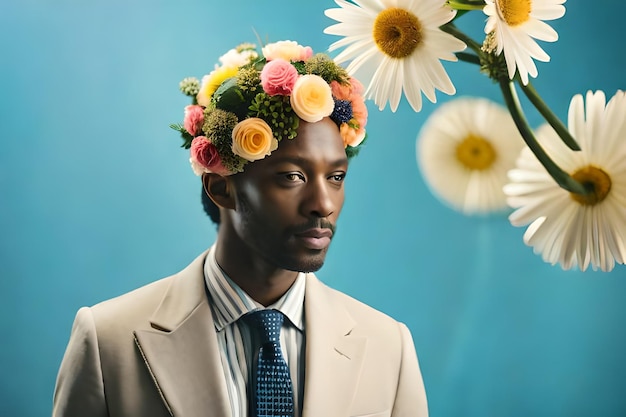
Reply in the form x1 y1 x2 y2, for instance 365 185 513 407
245 309 294 417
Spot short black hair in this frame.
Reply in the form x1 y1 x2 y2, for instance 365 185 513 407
201 185 220 226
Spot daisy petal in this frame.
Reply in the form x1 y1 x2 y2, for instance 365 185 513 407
483 0 565 84
324 0 464 113
417 97 524 215
505 90 626 272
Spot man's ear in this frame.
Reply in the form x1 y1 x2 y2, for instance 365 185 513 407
202 173 236 210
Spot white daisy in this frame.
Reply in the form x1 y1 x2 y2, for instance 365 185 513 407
417 97 524 214
324 0 466 112
483 0 566 85
504 90 626 272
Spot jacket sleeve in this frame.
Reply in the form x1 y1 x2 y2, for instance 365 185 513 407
53 307 108 417
391 322 428 417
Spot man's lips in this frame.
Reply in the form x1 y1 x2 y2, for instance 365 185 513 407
294 228 333 250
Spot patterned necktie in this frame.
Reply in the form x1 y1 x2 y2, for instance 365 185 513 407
244 309 294 417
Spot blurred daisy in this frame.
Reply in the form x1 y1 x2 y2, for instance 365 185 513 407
417 97 524 214
505 90 626 272
324 0 466 112
483 0 566 85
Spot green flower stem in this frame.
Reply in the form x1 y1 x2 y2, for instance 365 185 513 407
440 23 482 55
456 52 481 66
520 81 581 151
499 78 590 195
447 0 486 11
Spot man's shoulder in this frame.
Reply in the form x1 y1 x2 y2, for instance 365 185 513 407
92 275 174 312
84 274 175 332
87 251 208 329
307 274 400 325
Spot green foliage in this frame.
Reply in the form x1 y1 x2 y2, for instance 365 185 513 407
179 77 200 97
202 108 238 146
213 77 249 119
169 123 194 149
292 61 306 75
346 133 367 159
201 109 247 173
248 93 299 141
236 66 262 109
304 54 350 84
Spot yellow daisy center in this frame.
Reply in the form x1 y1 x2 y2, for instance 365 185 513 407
455 133 497 170
373 8 422 59
496 0 532 26
570 165 612 206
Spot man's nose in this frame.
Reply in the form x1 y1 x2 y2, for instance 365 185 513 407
302 178 335 218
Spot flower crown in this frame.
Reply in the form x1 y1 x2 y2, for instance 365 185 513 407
171 40 368 176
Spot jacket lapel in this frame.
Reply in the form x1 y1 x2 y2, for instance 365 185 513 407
301 274 366 417
134 251 231 417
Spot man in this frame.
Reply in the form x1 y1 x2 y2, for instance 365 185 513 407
53 40 428 417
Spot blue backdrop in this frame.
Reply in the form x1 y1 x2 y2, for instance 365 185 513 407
1 1 625 416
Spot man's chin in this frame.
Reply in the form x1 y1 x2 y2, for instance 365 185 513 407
284 253 327 273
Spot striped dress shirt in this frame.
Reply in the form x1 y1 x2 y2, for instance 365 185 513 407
203 245 306 417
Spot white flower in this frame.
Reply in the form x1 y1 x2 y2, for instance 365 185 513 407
218 45 258 68
504 90 626 272
189 157 208 176
324 0 466 112
417 97 524 214
483 0 566 85
261 40 312 62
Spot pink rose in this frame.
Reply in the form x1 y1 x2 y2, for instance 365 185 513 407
260 59 299 96
189 136 230 176
184 105 205 136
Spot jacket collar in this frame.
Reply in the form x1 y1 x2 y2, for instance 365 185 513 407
301 273 367 417
134 250 232 417
133 251 366 417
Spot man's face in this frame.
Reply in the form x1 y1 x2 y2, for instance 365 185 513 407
229 117 348 273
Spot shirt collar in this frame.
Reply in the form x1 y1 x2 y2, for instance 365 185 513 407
204 244 305 332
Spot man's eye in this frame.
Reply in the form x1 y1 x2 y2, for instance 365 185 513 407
285 173 304 182
330 173 346 182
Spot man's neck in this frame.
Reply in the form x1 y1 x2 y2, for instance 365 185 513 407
214 236 299 307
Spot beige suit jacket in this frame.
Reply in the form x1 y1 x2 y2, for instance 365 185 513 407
53 251 428 417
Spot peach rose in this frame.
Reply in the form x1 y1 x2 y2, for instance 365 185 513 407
348 77 365 96
260 59 299 96
330 80 351 101
189 136 230 176
330 77 366 101
262 40 313 62
351 95 368 130
339 122 366 148
183 105 204 136
290 75 335 123
231 118 278 161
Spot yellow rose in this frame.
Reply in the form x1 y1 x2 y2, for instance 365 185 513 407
290 75 335 123
196 66 238 107
231 118 278 161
